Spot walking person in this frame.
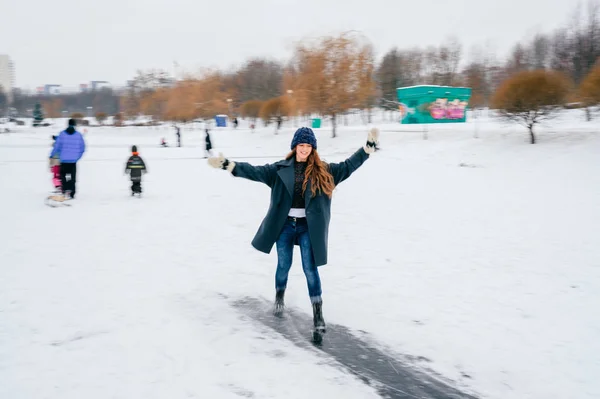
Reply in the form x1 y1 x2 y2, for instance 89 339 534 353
124 145 147 196
49 119 86 199
175 125 181 147
207 126 379 335
204 128 213 158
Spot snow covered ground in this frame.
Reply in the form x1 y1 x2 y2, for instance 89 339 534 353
1 111 599 399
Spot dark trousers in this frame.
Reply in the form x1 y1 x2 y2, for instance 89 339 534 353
60 163 77 197
131 176 142 193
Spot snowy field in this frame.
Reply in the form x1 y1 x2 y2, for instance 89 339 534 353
1 111 599 399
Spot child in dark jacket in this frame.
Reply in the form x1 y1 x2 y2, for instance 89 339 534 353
124 145 147 196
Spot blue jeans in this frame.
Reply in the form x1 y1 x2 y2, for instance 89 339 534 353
275 217 322 303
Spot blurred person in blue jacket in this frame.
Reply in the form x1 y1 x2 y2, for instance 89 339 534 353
49 118 86 199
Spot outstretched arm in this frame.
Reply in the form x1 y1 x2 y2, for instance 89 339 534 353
207 153 277 187
79 134 86 158
328 128 379 185
231 162 277 186
328 148 370 185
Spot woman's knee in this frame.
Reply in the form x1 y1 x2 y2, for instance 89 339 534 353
300 250 317 273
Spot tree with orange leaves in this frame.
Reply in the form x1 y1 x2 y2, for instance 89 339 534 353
42 98 63 118
140 89 168 122
579 63 600 120
193 71 231 119
491 69 571 143
259 96 292 126
161 71 232 123
282 66 308 120
163 81 198 123
240 100 263 124
291 32 376 137
95 112 108 125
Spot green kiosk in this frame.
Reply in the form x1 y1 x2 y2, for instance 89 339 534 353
396 85 472 124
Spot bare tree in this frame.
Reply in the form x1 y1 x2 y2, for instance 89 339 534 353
463 41 502 107
235 58 283 103
436 37 462 86
550 28 574 77
582 0 600 79
462 62 488 108
506 43 530 74
0 85 7 115
376 48 411 111
420 38 463 85
548 1 600 83
530 34 551 69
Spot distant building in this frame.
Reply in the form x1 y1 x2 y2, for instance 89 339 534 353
78 81 111 92
90 80 110 90
43 84 61 95
36 85 62 95
0 54 16 102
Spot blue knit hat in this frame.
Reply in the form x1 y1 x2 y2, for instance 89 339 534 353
291 127 317 150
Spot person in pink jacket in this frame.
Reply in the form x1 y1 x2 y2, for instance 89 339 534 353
49 135 61 192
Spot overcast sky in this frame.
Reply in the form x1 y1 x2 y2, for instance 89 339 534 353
1 0 574 89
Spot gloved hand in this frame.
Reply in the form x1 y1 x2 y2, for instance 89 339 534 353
364 127 380 154
207 153 235 172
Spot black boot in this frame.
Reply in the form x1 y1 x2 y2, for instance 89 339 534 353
273 289 285 316
312 301 326 333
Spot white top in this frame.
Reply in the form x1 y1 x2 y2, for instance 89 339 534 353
288 208 306 218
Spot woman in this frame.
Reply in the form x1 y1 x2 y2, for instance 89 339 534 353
208 127 379 333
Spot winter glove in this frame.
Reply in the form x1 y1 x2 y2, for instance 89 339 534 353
207 153 235 172
364 127 380 154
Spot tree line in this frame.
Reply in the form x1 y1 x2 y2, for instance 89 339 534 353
1 1 599 140
1 87 120 120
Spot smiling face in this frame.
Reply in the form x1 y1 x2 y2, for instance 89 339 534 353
295 143 313 162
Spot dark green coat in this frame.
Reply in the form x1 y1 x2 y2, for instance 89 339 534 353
231 147 370 266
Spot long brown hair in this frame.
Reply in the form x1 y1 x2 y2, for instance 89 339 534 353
286 148 335 198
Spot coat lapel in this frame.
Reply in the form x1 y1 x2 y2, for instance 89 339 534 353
304 179 313 208
276 158 295 199
276 158 317 207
